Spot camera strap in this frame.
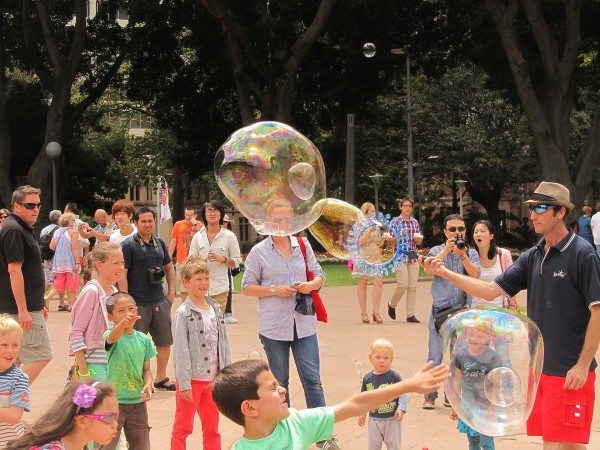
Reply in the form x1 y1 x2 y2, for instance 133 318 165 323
133 233 164 270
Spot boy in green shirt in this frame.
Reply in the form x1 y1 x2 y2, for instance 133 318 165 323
103 292 157 450
212 359 448 449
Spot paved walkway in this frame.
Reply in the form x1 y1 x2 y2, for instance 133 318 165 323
33 282 600 449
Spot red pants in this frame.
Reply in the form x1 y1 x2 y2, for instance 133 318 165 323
171 380 221 450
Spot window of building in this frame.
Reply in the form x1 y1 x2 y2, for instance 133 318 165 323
239 217 250 242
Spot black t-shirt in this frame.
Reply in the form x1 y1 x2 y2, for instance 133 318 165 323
0 215 45 313
494 233 600 376
122 234 171 306
361 370 403 419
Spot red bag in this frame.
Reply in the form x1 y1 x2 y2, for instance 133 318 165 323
297 238 328 323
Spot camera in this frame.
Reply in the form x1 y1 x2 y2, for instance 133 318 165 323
147 266 165 285
455 235 468 250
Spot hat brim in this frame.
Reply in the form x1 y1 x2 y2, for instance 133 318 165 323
525 199 574 210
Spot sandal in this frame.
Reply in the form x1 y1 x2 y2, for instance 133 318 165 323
153 377 176 391
361 313 370 324
58 305 71 312
373 312 383 324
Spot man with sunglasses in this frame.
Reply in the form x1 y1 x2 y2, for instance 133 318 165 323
0 185 53 385
421 182 600 449
423 214 480 410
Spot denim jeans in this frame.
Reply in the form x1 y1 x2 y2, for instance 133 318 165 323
259 331 326 408
467 433 495 450
425 301 464 401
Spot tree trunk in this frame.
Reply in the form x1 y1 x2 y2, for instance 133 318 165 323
483 0 600 224
171 166 185 221
0 5 12 207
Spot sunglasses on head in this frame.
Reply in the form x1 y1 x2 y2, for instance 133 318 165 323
18 202 42 210
447 226 466 233
81 411 119 424
528 204 556 214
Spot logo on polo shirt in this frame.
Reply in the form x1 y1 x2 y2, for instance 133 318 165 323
553 270 566 278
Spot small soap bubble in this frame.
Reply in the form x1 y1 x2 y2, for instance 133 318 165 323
288 162 317 201
353 361 365 375
248 350 262 360
214 121 326 236
362 42 376 58
484 367 521 407
442 308 544 436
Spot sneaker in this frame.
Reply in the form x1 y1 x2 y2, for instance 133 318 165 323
387 303 396 320
422 398 435 410
316 437 341 449
153 377 176 391
443 394 451 407
224 316 238 324
406 315 420 323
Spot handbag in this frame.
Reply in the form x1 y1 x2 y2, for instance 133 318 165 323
297 237 328 323
294 291 316 316
433 303 468 334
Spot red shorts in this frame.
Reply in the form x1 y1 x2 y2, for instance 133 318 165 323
53 272 79 293
527 372 595 444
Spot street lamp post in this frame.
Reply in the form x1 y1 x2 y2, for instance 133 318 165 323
369 173 384 214
455 179 467 218
391 48 413 202
45 142 62 210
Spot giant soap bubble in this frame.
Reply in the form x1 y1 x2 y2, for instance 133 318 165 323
442 308 544 437
308 199 410 277
215 121 326 236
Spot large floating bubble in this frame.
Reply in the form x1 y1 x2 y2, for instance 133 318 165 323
214 121 326 236
442 308 544 437
308 199 365 259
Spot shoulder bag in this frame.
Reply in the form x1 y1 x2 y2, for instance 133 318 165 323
297 237 328 323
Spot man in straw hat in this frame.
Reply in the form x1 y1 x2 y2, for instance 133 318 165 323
420 181 600 448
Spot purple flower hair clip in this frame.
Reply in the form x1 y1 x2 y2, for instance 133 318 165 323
73 382 99 412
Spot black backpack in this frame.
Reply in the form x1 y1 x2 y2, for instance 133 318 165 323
39 225 58 261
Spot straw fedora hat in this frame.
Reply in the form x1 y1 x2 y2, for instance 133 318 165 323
525 181 574 210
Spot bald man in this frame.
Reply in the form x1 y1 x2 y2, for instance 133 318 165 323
88 209 116 247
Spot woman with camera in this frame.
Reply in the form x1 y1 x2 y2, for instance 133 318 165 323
241 198 340 449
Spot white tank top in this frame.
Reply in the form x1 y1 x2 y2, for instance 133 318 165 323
472 256 505 307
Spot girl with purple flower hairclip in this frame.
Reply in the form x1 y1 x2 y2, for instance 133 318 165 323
4 381 118 450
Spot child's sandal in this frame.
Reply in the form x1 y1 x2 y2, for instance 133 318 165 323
361 313 370 323
373 312 383 324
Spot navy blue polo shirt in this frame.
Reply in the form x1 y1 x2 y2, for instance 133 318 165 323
121 234 171 306
0 215 45 313
494 233 600 376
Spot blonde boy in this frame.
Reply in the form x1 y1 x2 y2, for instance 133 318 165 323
0 315 30 446
171 256 232 449
358 338 407 450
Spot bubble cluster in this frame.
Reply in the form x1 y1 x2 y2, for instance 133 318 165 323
362 42 376 58
214 121 326 236
248 350 262 360
442 308 544 437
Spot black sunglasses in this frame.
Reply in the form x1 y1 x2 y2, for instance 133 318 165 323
447 226 466 233
18 202 42 210
528 204 556 214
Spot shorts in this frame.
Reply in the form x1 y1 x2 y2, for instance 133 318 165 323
53 272 79 292
527 372 595 444
210 291 228 312
9 311 53 364
135 298 173 347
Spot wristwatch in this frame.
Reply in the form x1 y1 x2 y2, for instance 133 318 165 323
269 284 276 293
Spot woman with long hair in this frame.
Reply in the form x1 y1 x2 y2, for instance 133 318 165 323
471 219 518 311
69 242 124 382
353 202 385 323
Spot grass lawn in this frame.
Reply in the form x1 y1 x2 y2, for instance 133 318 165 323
232 263 430 291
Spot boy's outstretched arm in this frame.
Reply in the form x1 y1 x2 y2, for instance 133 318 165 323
333 363 448 423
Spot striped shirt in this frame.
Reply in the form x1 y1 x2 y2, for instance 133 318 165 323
242 236 325 341
390 216 421 263
0 365 30 448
